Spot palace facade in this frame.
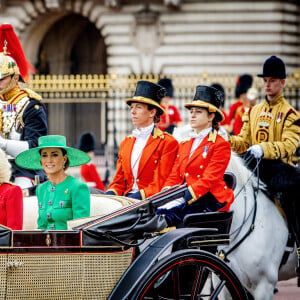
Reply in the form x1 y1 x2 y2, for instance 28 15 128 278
1 0 299 151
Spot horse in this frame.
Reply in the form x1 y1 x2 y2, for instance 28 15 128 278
218 152 297 299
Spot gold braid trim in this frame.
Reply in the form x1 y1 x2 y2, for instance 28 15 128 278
22 88 42 101
0 109 2 133
297 247 300 257
271 142 279 159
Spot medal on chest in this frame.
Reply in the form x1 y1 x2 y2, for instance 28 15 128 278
202 146 209 159
276 112 283 123
0 97 28 137
0 103 16 136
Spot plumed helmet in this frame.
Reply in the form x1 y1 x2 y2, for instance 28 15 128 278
157 78 174 98
0 52 20 80
235 74 253 98
0 24 34 82
78 132 95 153
257 55 286 79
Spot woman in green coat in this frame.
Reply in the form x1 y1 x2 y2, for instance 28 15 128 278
16 135 91 230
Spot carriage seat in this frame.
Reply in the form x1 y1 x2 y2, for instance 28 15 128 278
223 172 236 190
183 211 233 235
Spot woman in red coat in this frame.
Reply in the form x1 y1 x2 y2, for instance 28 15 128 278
157 85 234 227
0 149 23 230
106 80 179 200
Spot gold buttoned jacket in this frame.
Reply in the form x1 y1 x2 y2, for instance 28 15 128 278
230 94 300 165
164 131 234 211
107 127 178 199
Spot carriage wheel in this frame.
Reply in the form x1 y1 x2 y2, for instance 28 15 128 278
132 249 248 300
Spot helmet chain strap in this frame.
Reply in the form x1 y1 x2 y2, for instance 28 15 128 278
0 73 18 96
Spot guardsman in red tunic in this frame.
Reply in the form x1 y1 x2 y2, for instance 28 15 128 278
229 74 253 135
106 80 179 200
156 85 234 226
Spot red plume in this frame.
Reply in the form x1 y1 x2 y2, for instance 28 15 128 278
0 24 35 81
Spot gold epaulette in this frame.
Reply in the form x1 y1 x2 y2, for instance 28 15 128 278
153 127 165 139
22 88 42 101
207 130 218 143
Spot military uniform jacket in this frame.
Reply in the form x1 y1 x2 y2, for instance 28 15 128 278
107 127 179 199
164 131 234 211
0 86 48 180
36 176 90 230
230 94 300 165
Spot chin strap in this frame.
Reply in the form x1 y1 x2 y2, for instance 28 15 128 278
2 139 29 158
0 73 18 95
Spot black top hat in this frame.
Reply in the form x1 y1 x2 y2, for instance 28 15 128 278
157 78 174 98
78 132 95 153
125 80 166 115
235 74 253 98
184 85 225 122
210 83 225 107
257 55 286 79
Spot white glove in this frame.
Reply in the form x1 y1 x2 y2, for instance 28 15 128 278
218 126 229 141
0 135 7 150
248 145 263 158
158 197 185 210
0 137 29 158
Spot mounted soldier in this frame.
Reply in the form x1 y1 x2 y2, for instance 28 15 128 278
229 55 300 284
0 24 48 188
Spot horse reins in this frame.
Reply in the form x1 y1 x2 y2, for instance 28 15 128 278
219 156 261 262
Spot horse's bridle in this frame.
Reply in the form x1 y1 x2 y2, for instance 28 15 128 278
218 156 261 262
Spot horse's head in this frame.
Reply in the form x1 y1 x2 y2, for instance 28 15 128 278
226 151 265 195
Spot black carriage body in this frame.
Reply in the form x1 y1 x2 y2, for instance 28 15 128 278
0 184 247 299
0 227 134 299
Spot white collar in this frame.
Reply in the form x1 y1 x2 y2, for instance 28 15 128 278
189 127 212 139
132 123 154 138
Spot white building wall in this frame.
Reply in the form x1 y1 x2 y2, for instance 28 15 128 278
0 0 299 76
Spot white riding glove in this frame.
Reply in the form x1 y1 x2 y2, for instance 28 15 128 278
218 126 229 141
0 136 29 158
248 145 263 159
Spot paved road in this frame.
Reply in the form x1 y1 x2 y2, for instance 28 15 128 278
274 278 300 299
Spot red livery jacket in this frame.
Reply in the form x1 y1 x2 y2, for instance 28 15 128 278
80 163 106 191
0 182 23 230
107 127 178 199
164 131 234 211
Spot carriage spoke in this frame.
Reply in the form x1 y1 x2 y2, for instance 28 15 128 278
209 279 226 300
172 266 181 300
191 265 210 299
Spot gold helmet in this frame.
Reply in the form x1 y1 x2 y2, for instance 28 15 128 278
0 24 34 83
0 42 20 80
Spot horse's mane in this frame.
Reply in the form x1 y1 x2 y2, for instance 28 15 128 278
227 151 266 192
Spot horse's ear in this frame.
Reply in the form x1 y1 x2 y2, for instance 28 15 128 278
224 172 236 190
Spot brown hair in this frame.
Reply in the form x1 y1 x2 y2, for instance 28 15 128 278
147 104 161 123
61 148 70 170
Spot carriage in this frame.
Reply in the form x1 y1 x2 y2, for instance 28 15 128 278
0 182 250 300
